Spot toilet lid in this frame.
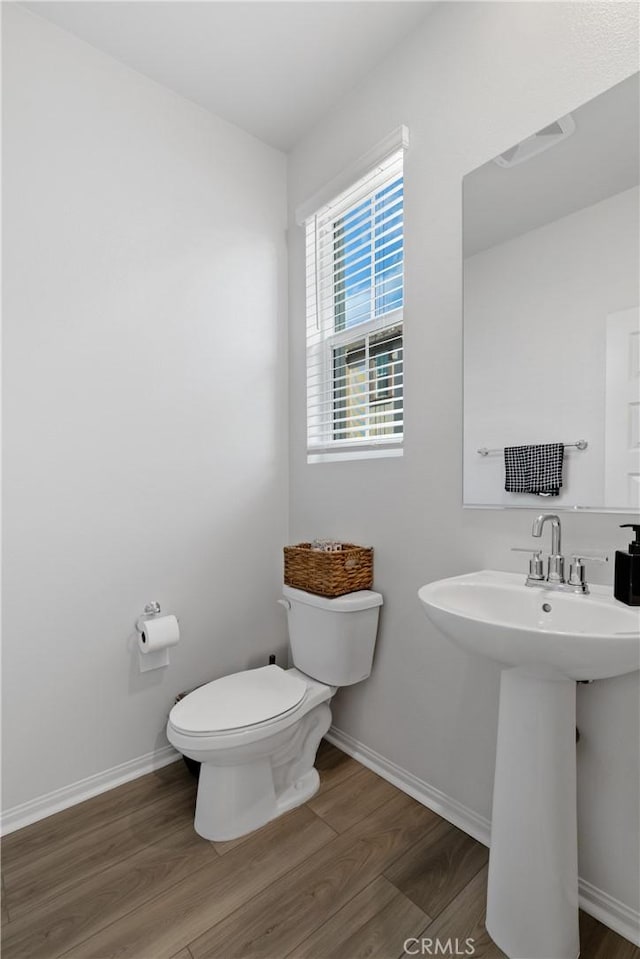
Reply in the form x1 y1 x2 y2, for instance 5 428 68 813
169 665 307 734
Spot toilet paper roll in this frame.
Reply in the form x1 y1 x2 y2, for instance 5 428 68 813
138 615 180 654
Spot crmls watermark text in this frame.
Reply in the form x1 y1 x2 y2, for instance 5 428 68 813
404 937 476 956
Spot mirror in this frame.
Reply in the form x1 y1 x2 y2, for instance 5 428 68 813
463 73 639 511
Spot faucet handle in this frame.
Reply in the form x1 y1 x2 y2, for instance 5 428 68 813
568 553 609 588
511 547 544 580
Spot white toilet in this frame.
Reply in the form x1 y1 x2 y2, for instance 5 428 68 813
166 584 383 841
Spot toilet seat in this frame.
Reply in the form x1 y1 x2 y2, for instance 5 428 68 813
169 664 307 736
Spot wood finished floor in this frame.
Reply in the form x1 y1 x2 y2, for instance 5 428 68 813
1 741 638 959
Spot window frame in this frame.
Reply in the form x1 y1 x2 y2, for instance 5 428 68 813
304 148 405 462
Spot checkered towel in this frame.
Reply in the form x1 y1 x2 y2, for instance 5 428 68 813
504 443 564 496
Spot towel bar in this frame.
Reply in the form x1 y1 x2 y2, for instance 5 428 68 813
477 440 588 457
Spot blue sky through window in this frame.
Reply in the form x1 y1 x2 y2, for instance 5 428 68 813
334 177 403 331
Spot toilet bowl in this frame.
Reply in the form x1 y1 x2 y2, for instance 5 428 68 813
168 666 333 840
167 585 382 841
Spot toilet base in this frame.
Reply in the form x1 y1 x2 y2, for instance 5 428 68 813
275 767 320 814
192 701 331 841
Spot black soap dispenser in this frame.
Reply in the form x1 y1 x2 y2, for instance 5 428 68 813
614 524 640 606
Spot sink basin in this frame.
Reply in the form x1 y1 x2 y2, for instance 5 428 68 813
418 569 640 681
418 570 640 959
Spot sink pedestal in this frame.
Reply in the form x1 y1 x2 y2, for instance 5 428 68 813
486 667 579 959
419 570 640 958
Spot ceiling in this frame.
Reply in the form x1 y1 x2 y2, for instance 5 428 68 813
22 1 434 151
464 71 640 257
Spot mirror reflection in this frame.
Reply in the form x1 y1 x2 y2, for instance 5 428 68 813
463 73 639 511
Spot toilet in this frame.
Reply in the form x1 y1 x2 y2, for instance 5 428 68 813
166 584 383 841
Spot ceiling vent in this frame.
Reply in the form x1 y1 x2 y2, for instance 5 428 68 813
493 114 576 168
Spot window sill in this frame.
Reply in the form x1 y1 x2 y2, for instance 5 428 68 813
307 446 403 464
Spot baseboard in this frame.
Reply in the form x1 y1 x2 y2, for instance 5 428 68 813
0 744 181 836
325 726 491 845
578 878 640 947
325 726 640 947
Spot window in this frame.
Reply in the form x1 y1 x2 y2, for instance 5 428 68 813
305 149 404 460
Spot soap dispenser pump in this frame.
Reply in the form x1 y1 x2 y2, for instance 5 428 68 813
614 524 640 606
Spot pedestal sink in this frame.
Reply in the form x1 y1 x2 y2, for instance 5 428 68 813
418 570 640 959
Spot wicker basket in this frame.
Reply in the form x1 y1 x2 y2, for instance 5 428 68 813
283 543 373 598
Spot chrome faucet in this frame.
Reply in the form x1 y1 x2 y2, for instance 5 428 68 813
532 513 564 583
512 513 609 593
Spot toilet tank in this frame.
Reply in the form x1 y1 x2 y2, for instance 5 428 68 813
282 585 383 686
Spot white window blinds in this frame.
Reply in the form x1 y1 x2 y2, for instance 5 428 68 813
305 148 405 460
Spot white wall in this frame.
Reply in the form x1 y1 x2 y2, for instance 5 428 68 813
464 185 639 508
2 5 288 813
288 1 640 923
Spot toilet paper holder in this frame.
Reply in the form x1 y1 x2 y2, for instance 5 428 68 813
135 601 162 634
135 602 180 673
